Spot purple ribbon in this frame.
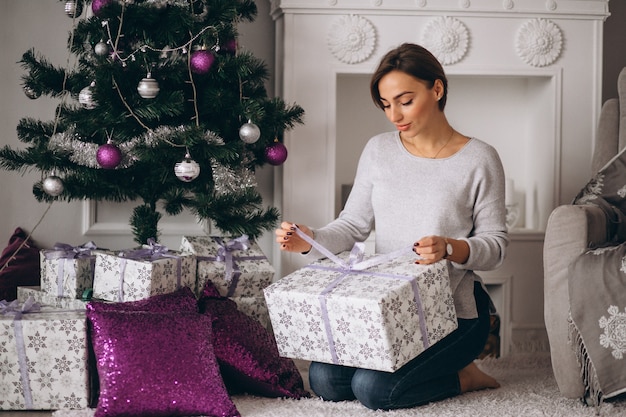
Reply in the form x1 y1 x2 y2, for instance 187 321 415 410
197 235 266 297
1 296 42 409
116 238 182 302
44 242 98 297
293 227 429 366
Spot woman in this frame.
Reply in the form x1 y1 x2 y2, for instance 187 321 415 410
275 43 508 410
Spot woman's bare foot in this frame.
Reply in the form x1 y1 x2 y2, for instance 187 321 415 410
458 362 501 393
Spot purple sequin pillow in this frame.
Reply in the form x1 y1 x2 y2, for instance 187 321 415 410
86 286 197 313
198 280 309 399
87 309 240 417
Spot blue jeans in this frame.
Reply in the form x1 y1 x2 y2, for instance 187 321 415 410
308 281 491 410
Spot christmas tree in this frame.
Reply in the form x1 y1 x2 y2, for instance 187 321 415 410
0 0 303 245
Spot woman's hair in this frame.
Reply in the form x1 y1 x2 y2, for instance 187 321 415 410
370 43 448 111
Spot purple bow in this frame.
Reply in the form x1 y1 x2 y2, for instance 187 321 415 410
0 296 41 316
118 238 171 260
44 241 98 260
116 238 182 302
214 235 250 262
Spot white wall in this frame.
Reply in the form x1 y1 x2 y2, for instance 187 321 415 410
0 0 277 255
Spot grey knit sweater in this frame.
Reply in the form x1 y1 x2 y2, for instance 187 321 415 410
311 131 509 319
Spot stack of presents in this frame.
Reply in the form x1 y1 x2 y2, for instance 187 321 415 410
1 234 458 411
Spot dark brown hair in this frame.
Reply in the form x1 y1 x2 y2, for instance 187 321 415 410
370 43 448 111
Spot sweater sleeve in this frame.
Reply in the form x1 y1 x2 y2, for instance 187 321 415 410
455 145 508 272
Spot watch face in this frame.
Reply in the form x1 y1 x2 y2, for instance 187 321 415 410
446 243 453 256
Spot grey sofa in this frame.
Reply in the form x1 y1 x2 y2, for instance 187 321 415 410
543 67 626 398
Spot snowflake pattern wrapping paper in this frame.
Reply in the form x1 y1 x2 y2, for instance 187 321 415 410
39 243 102 299
180 235 275 298
17 286 88 311
92 248 196 302
0 307 90 410
264 255 456 372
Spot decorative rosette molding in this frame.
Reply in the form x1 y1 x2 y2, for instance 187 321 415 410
515 18 563 67
327 15 377 64
421 16 469 65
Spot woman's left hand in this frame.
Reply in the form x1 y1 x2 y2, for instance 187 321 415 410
413 235 448 264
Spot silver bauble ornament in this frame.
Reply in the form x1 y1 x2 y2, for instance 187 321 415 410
65 0 83 17
23 85 40 99
174 153 201 182
238 121 261 144
94 41 109 56
42 175 64 197
137 75 160 99
79 82 97 109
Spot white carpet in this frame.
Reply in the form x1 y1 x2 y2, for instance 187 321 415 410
52 353 626 417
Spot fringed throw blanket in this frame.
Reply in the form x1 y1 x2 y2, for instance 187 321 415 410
568 244 626 406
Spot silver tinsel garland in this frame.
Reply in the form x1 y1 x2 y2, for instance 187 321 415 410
211 159 257 197
48 125 224 169
47 125 256 196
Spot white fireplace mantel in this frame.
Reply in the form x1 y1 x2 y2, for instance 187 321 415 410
270 0 609 17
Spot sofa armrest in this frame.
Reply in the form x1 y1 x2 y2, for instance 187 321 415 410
543 204 608 398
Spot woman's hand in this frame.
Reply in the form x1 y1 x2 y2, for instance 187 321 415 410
275 222 314 253
413 235 469 264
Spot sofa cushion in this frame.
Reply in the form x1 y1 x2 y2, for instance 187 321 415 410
198 280 309 399
573 145 626 242
87 309 240 417
0 227 40 301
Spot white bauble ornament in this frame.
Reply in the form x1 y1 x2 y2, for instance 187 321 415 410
94 41 109 56
79 81 97 109
23 85 40 99
174 153 200 182
42 175 64 197
137 75 160 99
238 120 261 144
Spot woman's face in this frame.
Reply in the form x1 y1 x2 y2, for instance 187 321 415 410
377 70 443 137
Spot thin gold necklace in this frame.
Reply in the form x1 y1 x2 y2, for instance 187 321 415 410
407 130 455 159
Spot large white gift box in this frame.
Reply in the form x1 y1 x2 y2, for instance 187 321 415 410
40 242 99 299
0 299 90 410
92 240 196 302
180 235 274 297
264 249 457 372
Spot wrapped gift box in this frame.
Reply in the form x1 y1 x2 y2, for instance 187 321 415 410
40 242 100 299
17 286 88 310
0 300 90 410
92 241 196 302
264 253 457 372
180 235 274 297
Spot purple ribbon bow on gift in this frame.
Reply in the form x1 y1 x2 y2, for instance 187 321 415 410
1 296 42 409
45 241 98 260
293 226 429 366
118 238 171 260
205 235 266 297
0 296 41 317
116 238 182 302
44 241 98 297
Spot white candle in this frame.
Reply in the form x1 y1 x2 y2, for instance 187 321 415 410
505 179 515 205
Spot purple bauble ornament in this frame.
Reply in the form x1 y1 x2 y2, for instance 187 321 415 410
97 142 123 169
92 0 112 16
265 141 288 166
220 39 238 55
190 50 215 75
